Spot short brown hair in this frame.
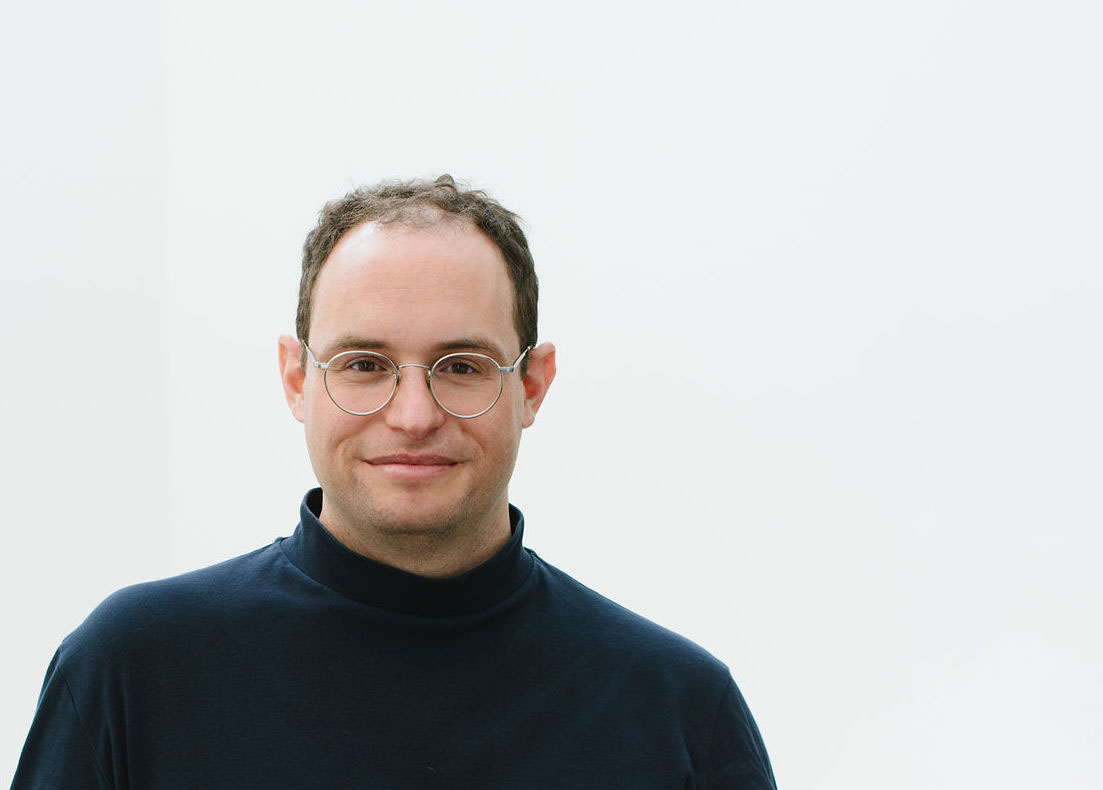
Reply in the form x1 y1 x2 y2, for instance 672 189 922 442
297 175 538 365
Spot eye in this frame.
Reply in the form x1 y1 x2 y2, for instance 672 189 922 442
349 357 385 373
333 353 393 375
435 355 490 378
445 360 477 375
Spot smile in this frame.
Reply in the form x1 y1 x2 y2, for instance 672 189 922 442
367 454 457 479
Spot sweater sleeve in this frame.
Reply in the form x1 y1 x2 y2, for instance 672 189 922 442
701 675 777 790
10 649 110 790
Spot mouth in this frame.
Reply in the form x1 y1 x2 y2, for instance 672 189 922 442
366 454 457 480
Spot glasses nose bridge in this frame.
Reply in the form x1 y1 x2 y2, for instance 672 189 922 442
391 361 436 402
395 362 433 379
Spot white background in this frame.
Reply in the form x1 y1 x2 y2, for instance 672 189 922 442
2 1 1101 787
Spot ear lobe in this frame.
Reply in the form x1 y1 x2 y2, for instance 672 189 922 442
521 342 556 428
278 334 306 423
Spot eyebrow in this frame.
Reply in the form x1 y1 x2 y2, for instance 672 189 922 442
320 335 510 362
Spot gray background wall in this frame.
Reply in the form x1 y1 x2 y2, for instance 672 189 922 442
3 1 1101 786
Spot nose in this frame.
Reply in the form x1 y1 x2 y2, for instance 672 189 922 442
382 364 446 438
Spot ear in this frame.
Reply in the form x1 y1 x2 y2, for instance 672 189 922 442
521 342 556 428
278 334 306 423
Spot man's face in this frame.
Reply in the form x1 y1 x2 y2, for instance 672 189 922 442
279 220 553 557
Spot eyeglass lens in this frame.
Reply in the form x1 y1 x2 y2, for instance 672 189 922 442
323 351 504 417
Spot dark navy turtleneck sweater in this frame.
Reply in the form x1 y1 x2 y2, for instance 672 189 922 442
13 490 776 789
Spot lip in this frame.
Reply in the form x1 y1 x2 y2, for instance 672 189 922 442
366 454 457 480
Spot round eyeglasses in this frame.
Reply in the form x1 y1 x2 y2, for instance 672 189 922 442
303 344 531 419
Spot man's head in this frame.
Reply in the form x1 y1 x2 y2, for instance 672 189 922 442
296 175 539 368
278 176 555 578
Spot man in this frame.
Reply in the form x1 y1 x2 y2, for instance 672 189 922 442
13 176 776 788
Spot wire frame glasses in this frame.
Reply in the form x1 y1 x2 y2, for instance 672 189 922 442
304 344 531 419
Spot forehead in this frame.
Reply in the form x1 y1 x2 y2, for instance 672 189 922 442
309 221 517 355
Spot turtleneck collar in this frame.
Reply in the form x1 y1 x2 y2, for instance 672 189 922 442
279 488 534 618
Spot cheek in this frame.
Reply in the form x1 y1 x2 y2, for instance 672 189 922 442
496 387 527 429
472 411 524 456
305 403 365 451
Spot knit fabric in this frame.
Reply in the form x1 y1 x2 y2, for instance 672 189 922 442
13 490 775 789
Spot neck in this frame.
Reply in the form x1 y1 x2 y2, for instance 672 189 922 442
318 499 513 579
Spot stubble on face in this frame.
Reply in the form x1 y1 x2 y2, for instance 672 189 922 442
312 419 520 540
316 451 523 580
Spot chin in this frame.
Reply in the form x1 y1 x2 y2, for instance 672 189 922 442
357 494 470 537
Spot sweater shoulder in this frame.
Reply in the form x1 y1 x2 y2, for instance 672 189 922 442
531 553 730 676
59 542 285 667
